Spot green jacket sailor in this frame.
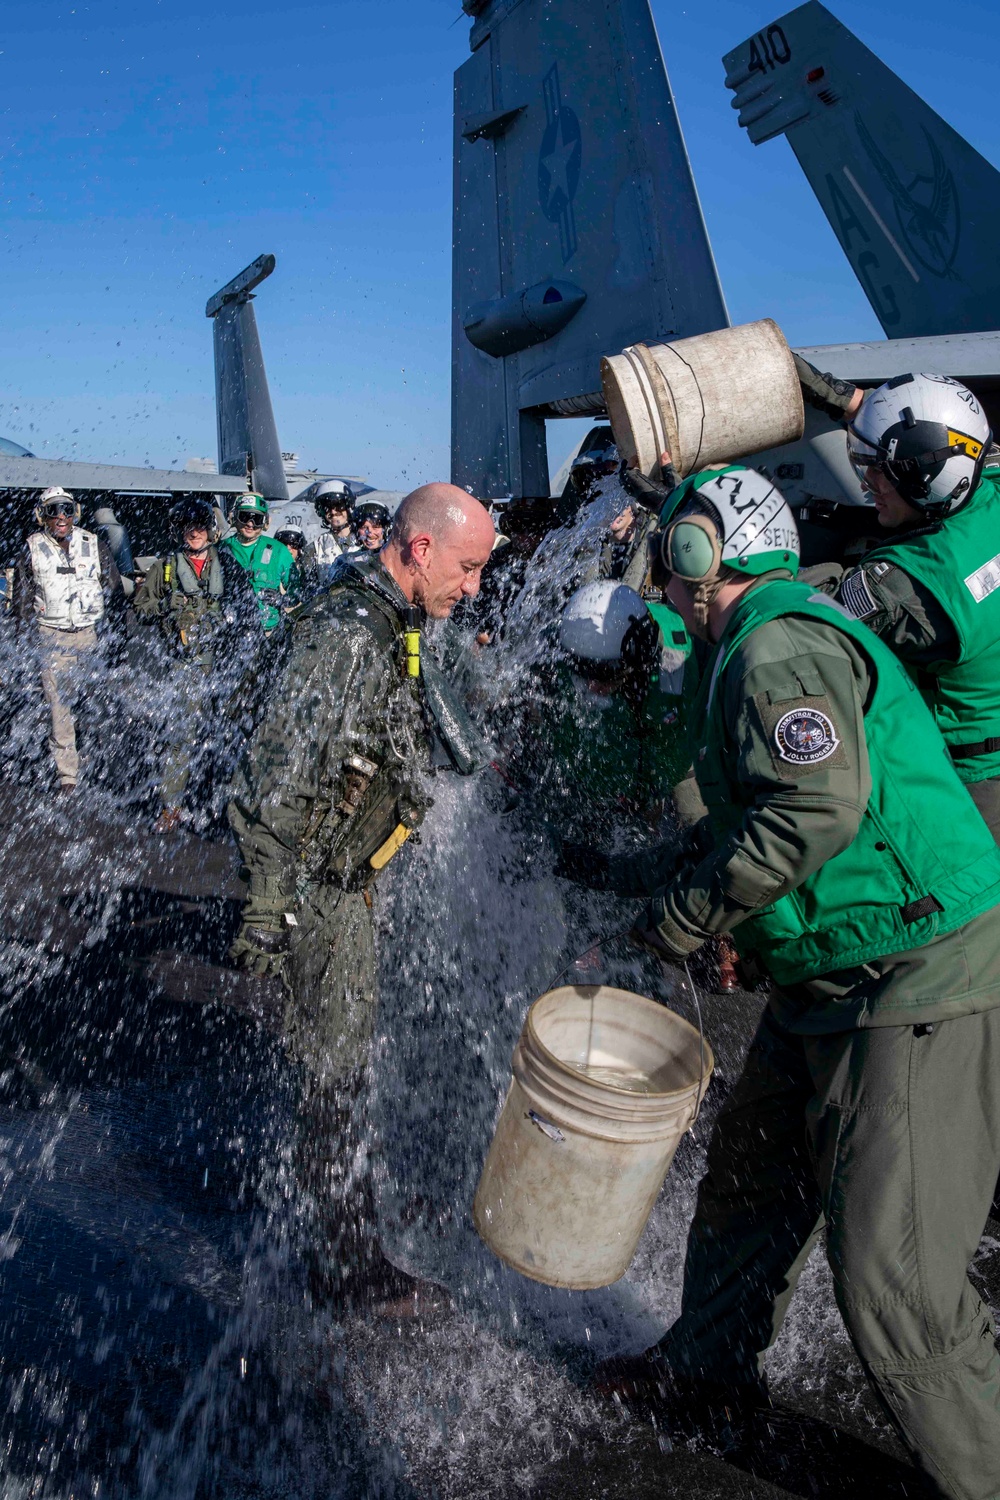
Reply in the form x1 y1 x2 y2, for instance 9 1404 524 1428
832 373 1000 841
596 466 1000 1500
219 493 300 634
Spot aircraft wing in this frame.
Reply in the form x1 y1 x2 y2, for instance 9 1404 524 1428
0 457 249 497
723 2 1000 337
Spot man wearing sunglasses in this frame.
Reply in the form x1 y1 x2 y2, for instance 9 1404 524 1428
834 375 1000 848
12 486 124 793
795 359 1000 842
218 493 299 636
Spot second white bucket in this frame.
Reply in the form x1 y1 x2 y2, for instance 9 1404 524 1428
473 985 713 1290
601 317 804 480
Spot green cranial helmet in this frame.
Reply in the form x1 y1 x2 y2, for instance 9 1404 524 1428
230 492 270 525
662 466 799 582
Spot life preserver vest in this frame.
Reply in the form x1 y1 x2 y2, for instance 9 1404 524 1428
27 528 104 631
696 579 1000 985
312 531 352 566
853 469 1000 783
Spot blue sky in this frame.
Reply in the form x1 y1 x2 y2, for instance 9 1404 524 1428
0 0 997 487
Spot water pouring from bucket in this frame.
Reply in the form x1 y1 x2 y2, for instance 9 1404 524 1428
473 960 714 1292
600 317 804 482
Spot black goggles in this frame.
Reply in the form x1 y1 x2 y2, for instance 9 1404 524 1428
42 500 75 518
236 511 266 528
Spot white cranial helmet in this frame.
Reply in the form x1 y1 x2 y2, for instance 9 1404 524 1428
35 486 81 525
848 373 991 516
560 580 647 663
663 466 800 581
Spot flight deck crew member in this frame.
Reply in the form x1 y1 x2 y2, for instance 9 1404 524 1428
218 493 299 635
353 501 391 554
228 483 495 1307
593 467 1000 1500
518 579 689 850
300 480 358 590
827 373 1000 842
134 497 259 833
274 525 304 565
12 486 124 792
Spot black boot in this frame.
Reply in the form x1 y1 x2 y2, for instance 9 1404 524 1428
591 1350 767 1454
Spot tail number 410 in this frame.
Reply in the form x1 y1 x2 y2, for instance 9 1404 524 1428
747 25 792 75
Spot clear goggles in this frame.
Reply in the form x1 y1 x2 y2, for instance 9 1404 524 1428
847 436 882 490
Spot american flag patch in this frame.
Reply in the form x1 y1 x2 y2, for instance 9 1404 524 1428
840 569 880 620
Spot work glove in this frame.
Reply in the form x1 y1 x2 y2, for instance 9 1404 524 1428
555 842 611 890
798 561 844 595
793 354 859 424
230 923 292 979
621 459 680 517
630 893 703 964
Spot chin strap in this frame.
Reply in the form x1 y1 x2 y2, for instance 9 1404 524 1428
690 578 728 638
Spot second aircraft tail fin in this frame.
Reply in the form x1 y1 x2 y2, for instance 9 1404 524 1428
723 1 1000 338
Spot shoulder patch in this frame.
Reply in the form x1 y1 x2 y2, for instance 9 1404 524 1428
840 568 880 621
774 706 840 765
964 551 1000 603
752 691 850 779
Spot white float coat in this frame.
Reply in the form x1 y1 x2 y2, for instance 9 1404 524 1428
27 528 105 631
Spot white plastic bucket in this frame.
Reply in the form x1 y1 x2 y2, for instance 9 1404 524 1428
473 985 714 1290
601 317 804 480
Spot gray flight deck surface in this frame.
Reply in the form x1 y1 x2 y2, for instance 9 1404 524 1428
0 775 968 1497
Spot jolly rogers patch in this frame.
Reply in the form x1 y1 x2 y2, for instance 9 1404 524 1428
773 707 840 765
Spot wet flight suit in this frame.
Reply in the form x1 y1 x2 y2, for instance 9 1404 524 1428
228 553 483 1301
836 460 1000 840
619 576 1000 1500
228 555 434 1079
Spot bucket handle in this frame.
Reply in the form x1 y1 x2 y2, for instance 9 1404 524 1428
548 928 708 1117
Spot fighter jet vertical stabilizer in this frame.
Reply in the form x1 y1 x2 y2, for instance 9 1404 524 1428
724 2 1000 339
206 254 289 503
452 0 729 503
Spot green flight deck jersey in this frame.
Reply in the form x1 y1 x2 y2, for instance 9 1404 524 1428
625 575 1000 1026
838 466 1000 783
220 532 299 633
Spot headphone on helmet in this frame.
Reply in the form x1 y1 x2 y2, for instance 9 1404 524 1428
661 510 727 583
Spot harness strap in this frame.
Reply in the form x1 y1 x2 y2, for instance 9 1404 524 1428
949 736 1000 760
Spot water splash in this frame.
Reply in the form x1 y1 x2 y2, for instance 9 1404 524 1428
0 483 929 1495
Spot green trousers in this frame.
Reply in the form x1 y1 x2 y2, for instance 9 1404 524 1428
970 777 1000 845
661 1005 1000 1500
284 883 377 1085
282 883 405 1307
